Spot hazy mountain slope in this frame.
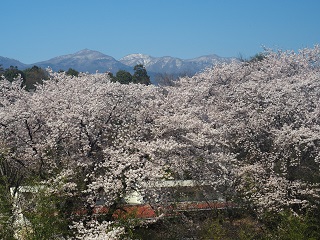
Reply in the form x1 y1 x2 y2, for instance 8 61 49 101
0 56 29 69
34 49 131 73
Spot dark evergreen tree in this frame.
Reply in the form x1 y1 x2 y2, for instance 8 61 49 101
132 64 151 85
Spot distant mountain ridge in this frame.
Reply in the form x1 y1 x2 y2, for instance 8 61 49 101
0 56 28 69
119 53 233 74
0 49 235 82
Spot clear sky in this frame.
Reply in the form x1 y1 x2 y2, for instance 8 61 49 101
1 0 319 64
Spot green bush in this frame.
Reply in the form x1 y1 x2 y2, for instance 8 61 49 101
0 183 15 240
265 211 320 240
17 187 72 240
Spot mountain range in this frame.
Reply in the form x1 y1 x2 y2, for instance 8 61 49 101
0 49 235 83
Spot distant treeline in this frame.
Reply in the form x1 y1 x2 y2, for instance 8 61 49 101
0 64 151 90
0 65 81 91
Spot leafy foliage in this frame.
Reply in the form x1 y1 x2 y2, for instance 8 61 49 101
23 66 49 90
112 69 133 84
0 65 48 91
65 68 79 77
1 66 25 84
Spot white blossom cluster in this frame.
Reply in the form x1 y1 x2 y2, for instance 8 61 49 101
190 46 320 214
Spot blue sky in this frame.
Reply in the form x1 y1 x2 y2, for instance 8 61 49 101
1 0 319 64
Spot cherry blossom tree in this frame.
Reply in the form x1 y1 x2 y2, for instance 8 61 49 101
1 46 319 238
185 46 320 215
0 69 232 238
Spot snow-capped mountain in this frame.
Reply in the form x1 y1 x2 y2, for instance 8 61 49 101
34 49 131 73
120 53 234 75
119 54 155 67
